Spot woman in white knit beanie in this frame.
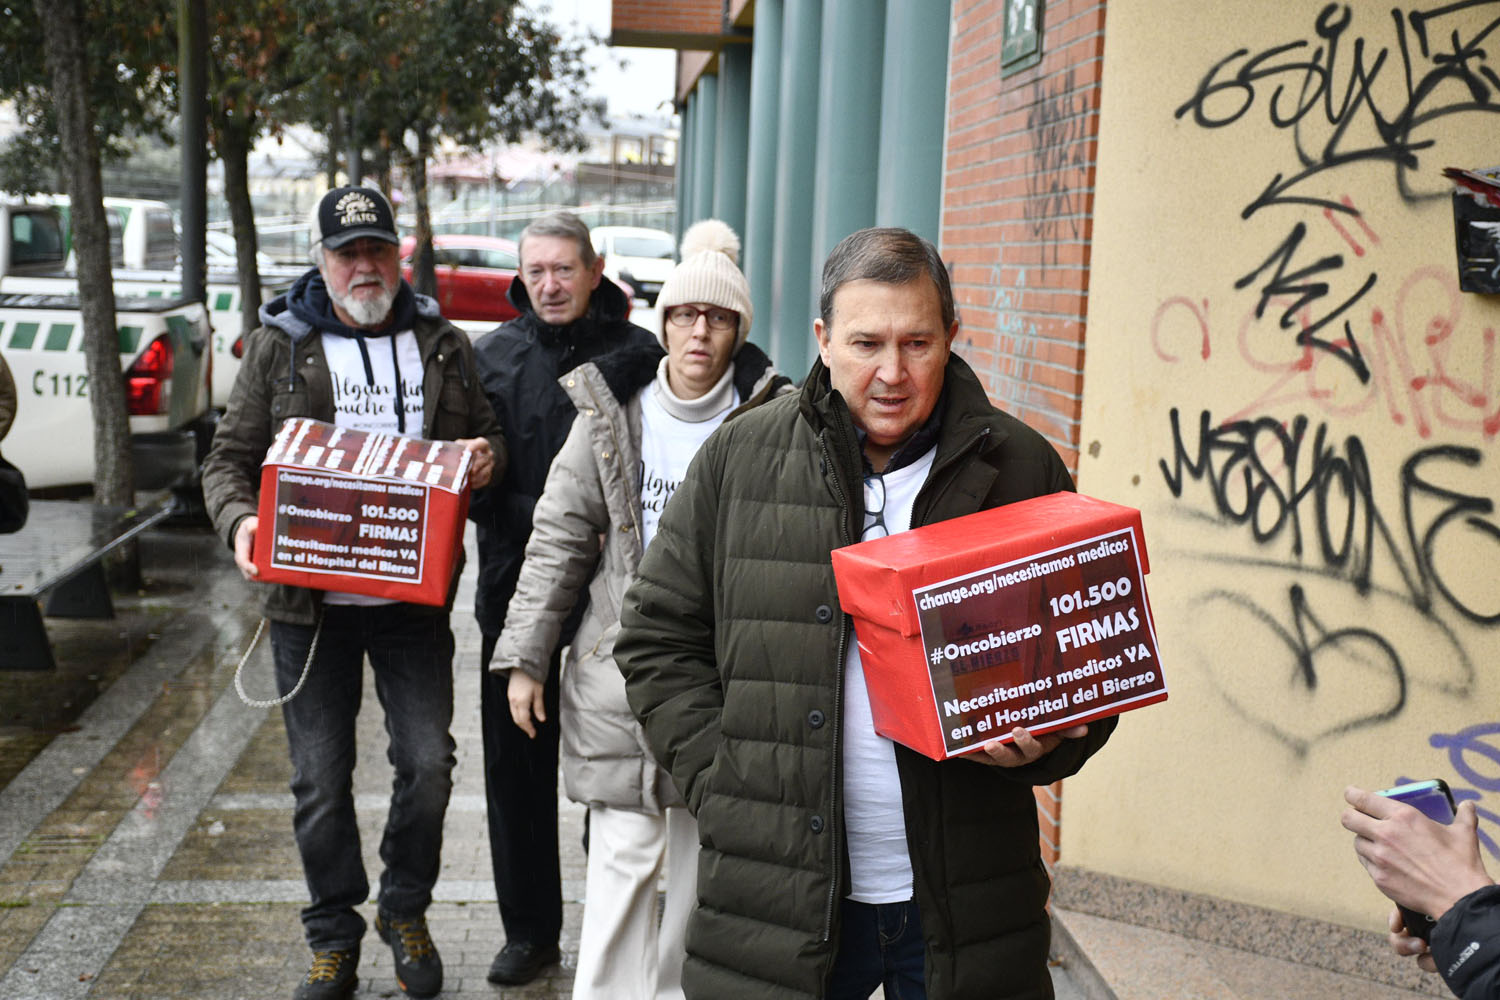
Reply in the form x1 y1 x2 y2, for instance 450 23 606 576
493 221 789 1000
653 219 756 402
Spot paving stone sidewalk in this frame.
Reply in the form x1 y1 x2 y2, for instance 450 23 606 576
0 523 585 999
1 520 1096 1000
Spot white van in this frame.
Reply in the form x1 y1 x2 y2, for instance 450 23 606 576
2 196 298 407
1 291 214 490
0 199 216 491
591 225 676 306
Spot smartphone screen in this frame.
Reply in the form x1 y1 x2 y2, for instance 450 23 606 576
1376 780 1458 940
1380 780 1457 823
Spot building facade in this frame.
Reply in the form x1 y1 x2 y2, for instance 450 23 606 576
614 0 1500 972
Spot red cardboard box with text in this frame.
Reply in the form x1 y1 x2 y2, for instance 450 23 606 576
252 418 473 606
831 492 1166 760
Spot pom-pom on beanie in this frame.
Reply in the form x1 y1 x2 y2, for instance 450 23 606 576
656 219 754 349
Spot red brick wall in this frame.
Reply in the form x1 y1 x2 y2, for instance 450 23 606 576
942 0 1105 477
941 0 1107 868
614 0 724 38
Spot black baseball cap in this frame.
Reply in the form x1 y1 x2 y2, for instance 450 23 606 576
313 186 399 249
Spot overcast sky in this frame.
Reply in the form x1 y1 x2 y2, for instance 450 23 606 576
541 0 678 121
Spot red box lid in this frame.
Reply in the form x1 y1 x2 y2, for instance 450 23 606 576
834 492 1149 639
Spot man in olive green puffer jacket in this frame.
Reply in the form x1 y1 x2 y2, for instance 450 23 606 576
615 227 1116 1000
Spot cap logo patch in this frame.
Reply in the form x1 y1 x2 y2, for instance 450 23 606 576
334 191 380 227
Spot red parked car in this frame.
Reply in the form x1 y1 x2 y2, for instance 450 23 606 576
399 233 633 332
400 234 522 326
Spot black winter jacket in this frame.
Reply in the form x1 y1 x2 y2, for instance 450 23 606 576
468 272 656 638
615 352 1116 1000
1433 884 1500 998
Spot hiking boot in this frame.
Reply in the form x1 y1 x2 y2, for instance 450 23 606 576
292 947 358 1000
487 940 562 985
376 912 442 998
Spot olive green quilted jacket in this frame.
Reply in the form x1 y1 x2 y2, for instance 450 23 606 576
616 352 1116 1000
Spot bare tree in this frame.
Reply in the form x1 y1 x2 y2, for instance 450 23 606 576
36 0 135 510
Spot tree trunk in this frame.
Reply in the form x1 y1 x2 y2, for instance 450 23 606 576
38 0 139 586
345 96 363 185
37 0 133 507
372 139 392 200
409 131 437 299
326 106 342 187
217 111 263 337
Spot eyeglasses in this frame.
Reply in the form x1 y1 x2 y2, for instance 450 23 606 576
665 305 738 331
861 474 888 541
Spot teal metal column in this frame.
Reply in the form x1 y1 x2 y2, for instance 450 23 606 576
691 73 719 227
875 0 951 241
675 95 695 240
769 0 822 379
743 0 783 351
713 44 752 239
808 0 886 360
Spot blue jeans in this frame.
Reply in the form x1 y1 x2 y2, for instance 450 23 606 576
272 603 456 950
826 897 927 1000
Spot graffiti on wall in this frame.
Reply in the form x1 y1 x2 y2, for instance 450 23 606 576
1149 2 1500 764
1173 1 1500 383
1410 722 1500 858
1025 69 1089 270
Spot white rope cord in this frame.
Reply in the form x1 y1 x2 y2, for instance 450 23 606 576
233 613 323 709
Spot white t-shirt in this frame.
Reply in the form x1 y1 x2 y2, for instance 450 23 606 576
843 446 935 903
637 386 736 548
319 330 425 606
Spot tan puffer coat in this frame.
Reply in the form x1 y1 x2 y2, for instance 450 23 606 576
492 338 789 812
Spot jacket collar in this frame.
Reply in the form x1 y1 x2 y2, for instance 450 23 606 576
261 266 445 344
577 338 788 409
505 268 633 339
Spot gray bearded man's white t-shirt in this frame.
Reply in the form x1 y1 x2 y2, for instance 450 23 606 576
319 331 425 605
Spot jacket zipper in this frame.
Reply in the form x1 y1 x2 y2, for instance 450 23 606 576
817 427 857 945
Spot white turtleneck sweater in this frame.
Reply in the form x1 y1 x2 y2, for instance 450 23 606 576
638 358 738 548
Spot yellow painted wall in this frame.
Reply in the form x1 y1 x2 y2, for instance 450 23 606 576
1066 0 1500 930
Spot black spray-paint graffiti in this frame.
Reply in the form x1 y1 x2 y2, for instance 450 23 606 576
1159 407 1499 752
1175 2 1500 383
1175 1 1500 216
1025 69 1088 270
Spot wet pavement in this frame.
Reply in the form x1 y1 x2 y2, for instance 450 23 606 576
0 517 1087 1000
1 522 586 999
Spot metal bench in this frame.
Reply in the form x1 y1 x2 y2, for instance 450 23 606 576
0 496 177 671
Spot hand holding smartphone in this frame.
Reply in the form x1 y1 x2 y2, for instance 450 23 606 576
1376 779 1458 941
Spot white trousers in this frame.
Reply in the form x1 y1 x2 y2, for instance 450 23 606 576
572 803 699 1000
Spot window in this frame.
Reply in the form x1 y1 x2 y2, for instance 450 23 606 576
476 247 517 270
144 209 179 269
8 209 66 270
613 235 674 260
1001 0 1043 77
105 209 125 265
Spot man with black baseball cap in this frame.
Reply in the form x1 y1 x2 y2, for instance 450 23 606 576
202 185 504 1000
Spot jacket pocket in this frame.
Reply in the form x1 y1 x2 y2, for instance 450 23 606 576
432 369 471 438
270 384 309 419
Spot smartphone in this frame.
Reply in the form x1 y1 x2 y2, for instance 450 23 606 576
1377 780 1458 941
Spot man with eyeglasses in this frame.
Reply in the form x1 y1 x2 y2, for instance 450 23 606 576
616 227 1116 1000
467 210 656 986
203 186 503 1000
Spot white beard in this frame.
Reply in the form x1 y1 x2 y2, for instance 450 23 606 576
331 278 397 328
